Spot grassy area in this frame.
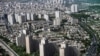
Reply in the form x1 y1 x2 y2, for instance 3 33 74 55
0 36 40 56
0 36 10 43
0 36 35 56
86 19 100 54
10 43 31 56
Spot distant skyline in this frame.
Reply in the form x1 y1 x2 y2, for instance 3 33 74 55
79 0 100 3
0 0 100 3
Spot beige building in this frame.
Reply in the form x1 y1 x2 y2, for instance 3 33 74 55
39 38 47 56
16 33 26 47
25 35 32 54
59 42 67 56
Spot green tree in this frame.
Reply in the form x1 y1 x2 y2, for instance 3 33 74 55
70 13 90 23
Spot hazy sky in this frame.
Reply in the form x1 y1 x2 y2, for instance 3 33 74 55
79 0 100 3
0 0 100 3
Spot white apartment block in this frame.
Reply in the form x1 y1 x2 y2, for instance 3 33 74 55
71 4 78 13
59 42 67 56
27 13 31 21
43 14 49 21
8 14 14 25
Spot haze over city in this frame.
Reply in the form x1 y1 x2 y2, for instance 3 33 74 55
0 0 100 56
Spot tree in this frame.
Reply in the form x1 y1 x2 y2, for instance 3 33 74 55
70 13 90 23
33 51 39 56
60 19 67 26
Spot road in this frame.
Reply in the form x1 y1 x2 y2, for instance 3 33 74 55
86 34 97 56
79 22 98 56
0 39 19 56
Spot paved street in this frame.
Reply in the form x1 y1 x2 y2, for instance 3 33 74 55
80 22 98 56
0 39 19 56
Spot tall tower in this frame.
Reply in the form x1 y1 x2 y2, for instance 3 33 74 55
25 35 32 54
15 13 22 24
43 14 49 21
55 11 60 18
18 14 22 24
20 13 27 22
15 13 19 23
39 38 48 56
27 13 31 21
71 4 78 13
38 14 42 19
7 14 14 25
31 13 34 20
53 11 61 26
59 42 67 56
16 33 25 47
